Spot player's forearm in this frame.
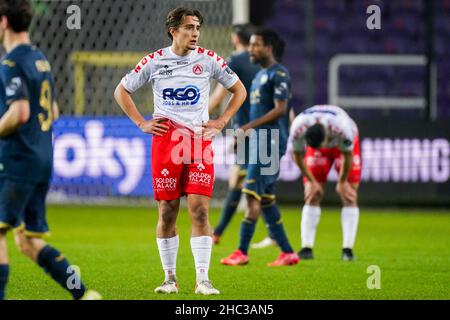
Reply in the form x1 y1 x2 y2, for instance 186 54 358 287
114 84 146 127
216 82 246 127
241 105 286 131
293 151 316 183
339 151 353 183
0 108 24 137
0 101 30 138
52 101 60 121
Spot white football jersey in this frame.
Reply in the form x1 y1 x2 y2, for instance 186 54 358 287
290 105 358 152
121 46 239 130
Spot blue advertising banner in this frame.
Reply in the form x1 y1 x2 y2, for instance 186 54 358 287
50 117 450 205
51 116 153 197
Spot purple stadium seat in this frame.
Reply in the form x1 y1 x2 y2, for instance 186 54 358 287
263 0 448 119
314 0 347 14
314 14 341 35
390 0 423 13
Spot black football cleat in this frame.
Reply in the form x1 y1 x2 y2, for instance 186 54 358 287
298 247 314 260
342 248 355 261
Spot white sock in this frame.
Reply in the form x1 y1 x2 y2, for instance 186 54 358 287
301 205 321 248
190 236 212 283
156 235 179 281
341 207 359 249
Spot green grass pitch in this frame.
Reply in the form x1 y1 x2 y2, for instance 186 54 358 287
4 205 450 300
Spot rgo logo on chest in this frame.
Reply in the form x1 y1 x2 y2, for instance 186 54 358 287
162 85 201 106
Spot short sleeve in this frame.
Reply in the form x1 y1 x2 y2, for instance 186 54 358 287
211 56 239 89
337 126 355 152
289 114 308 153
227 55 240 76
120 55 153 93
273 69 290 101
291 135 306 153
0 62 29 105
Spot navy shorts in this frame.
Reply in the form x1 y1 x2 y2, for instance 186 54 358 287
234 135 250 174
241 130 282 201
0 179 50 237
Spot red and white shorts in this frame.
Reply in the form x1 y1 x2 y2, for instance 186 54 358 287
151 120 214 201
303 136 362 184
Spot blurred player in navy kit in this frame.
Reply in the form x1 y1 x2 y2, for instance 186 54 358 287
209 24 270 246
221 28 299 266
0 0 100 300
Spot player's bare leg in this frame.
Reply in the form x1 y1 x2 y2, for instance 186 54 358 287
0 230 9 300
14 231 46 262
155 199 180 294
0 231 8 265
299 181 325 260
336 182 360 261
187 194 219 295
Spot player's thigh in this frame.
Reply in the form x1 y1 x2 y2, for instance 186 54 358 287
182 140 215 199
0 179 34 233
334 137 362 184
243 164 278 220
302 147 333 185
157 199 180 225
242 162 263 202
0 229 7 263
229 164 246 189
151 129 185 201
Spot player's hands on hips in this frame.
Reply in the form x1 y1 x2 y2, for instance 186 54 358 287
336 180 357 203
305 180 324 203
202 119 225 140
138 119 169 136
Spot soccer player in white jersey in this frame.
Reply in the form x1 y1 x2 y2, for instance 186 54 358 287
289 105 362 261
114 7 246 295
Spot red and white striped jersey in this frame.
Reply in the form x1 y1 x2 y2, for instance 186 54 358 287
290 105 359 152
121 46 239 130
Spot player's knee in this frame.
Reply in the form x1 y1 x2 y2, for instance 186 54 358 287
305 196 322 206
159 209 177 228
14 235 34 258
190 205 208 226
341 196 358 207
261 198 275 208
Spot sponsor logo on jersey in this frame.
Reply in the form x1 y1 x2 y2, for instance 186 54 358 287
162 85 201 106
1 60 15 67
193 64 203 75
188 171 212 186
260 74 268 85
225 67 234 75
275 82 288 95
343 139 352 146
134 49 164 73
159 65 173 76
154 177 177 190
5 77 22 97
176 60 189 65
197 47 228 68
35 60 52 72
